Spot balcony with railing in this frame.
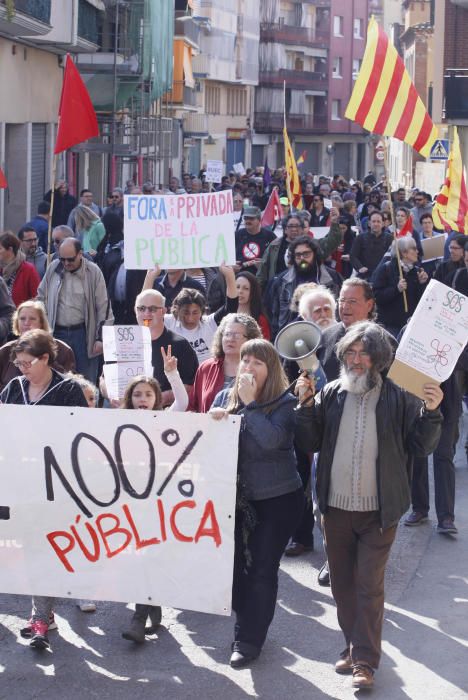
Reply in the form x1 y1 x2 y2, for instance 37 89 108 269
183 112 208 136
167 81 198 110
254 112 328 134
174 11 200 49
259 68 327 90
301 0 331 6
260 22 329 48
0 0 51 36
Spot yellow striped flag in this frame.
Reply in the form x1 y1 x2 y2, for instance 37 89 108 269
345 17 438 157
284 125 303 209
433 127 468 233
296 149 307 166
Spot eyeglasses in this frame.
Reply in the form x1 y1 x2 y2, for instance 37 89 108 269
294 251 314 260
112 195 121 200
286 224 301 229
344 350 370 360
136 305 164 313
13 357 39 370
223 332 247 340
59 255 79 263
23 238 38 244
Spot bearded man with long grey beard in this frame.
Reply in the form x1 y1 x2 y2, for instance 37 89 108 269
295 321 443 690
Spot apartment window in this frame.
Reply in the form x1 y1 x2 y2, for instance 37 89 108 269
227 88 247 116
333 57 343 78
354 18 363 38
333 15 343 36
206 85 221 115
352 58 362 79
332 99 341 120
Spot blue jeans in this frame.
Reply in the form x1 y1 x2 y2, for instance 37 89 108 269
54 326 99 384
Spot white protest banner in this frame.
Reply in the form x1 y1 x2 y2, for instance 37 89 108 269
205 160 224 183
0 407 240 616
388 279 468 398
103 325 152 364
103 361 153 400
124 192 235 270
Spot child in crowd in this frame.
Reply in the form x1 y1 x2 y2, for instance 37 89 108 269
120 346 188 643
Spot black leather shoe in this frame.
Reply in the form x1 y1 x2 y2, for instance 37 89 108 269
230 650 258 668
318 560 330 587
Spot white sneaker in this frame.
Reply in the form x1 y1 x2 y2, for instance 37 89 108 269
77 600 96 613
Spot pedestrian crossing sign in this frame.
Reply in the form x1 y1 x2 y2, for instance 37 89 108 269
430 139 449 161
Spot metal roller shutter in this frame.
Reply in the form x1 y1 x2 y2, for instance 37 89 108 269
30 123 47 215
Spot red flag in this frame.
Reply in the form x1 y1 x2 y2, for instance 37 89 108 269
261 189 283 227
54 55 99 154
396 214 413 238
0 167 7 189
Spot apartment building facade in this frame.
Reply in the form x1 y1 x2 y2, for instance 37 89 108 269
253 0 372 179
180 0 260 177
0 0 104 232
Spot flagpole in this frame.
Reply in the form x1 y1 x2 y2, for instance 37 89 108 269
383 137 408 313
283 80 291 208
46 152 58 267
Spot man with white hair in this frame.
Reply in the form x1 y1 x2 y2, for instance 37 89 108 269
134 289 198 406
296 321 443 689
298 286 337 330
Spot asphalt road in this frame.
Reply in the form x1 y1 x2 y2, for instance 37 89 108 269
0 412 467 700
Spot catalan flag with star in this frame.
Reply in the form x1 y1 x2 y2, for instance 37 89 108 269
284 125 303 209
345 17 437 157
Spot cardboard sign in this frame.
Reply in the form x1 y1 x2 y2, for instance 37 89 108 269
124 192 236 270
388 280 468 398
205 160 224 183
420 234 446 263
0 407 240 616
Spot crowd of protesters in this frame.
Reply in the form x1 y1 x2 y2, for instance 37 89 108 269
0 165 466 691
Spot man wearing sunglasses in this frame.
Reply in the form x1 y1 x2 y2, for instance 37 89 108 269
104 188 124 220
410 191 433 234
37 238 113 383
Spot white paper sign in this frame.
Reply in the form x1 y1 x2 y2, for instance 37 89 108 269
233 162 246 175
395 279 468 383
103 325 152 364
324 198 333 209
0 407 240 616
124 192 236 270
205 160 224 183
103 361 153 400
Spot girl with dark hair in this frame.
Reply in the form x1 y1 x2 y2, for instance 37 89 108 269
235 271 271 340
210 339 304 667
163 264 238 364
120 347 187 643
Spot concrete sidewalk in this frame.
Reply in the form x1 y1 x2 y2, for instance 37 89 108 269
0 413 467 699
